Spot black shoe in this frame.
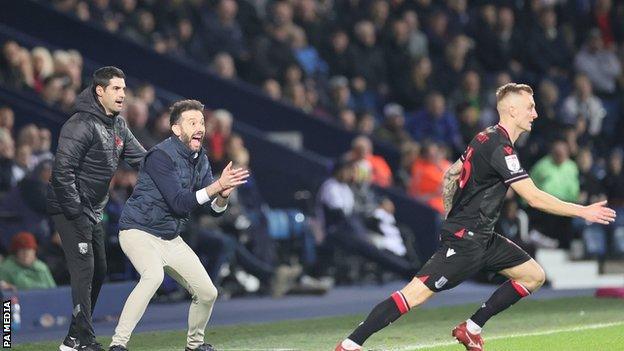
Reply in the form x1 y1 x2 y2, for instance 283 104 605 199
109 345 128 351
185 344 217 351
78 342 105 351
60 336 80 351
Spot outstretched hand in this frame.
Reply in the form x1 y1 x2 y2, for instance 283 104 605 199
217 161 250 197
580 200 616 225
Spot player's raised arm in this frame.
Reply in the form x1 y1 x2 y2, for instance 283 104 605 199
510 178 616 225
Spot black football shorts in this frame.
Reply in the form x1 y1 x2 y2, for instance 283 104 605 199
415 230 531 292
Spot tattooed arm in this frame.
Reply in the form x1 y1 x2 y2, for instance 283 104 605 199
442 159 463 218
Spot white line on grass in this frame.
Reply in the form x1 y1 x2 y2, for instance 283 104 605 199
394 321 624 351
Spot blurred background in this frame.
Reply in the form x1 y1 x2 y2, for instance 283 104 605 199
1 0 624 343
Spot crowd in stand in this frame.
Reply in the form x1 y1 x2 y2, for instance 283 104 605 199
2 0 624 293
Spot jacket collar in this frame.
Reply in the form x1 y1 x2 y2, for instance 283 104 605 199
170 136 205 162
74 86 118 127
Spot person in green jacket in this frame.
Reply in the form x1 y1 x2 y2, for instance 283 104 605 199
0 231 56 290
530 140 580 248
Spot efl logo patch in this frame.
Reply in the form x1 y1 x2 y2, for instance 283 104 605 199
504 154 523 174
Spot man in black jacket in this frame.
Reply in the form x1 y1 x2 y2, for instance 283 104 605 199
47 66 145 351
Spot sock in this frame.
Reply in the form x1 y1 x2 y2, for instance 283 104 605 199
466 319 482 334
348 291 410 345
340 339 361 350
470 280 530 327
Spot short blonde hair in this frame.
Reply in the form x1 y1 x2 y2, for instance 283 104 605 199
496 83 533 103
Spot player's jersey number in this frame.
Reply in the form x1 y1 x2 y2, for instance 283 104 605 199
459 146 474 189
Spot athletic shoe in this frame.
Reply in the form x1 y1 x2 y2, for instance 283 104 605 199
185 343 216 351
334 341 361 351
109 345 128 351
452 322 484 351
59 336 80 351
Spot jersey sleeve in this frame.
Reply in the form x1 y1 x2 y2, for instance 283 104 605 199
490 144 529 185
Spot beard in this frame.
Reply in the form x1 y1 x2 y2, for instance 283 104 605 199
181 131 203 151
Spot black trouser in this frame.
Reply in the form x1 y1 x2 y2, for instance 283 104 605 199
52 214 107 345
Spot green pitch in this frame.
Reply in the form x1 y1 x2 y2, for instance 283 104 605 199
16 296 624 351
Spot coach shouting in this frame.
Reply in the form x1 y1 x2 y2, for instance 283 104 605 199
47 66 146 351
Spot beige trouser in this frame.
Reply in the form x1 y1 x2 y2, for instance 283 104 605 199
111 229 218 349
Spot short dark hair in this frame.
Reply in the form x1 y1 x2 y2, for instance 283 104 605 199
92 66 125 89
169 99 205 126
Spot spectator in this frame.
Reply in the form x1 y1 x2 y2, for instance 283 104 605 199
125 99 157 149
495 198 533 257
262 78 282 100
283 82 309 111
447 70 488 117
408 141 450 213
31 47 54 94
338 109 357 132
529 79 563 159
251 24 298 82
0 128 15 192
41 74 69 107
356 111 375 136
0 159 53 246
121 9 157 47
385 19 412 102
374 103 411 148
457 104 481 147
289 26 327 78
395 140 418 186
603 148 624 221
326 75 355 117
294 0 326 49
475 5 523 73
574 28 622 96
432 35 474 96
425 9 452 61
203 0 247 61
351 20 387 93
316 160 417 280
402 10 428 60
406 92 463 154
345 135 393 188
560 74 606 137
530 140 580 248
322 29 356 79
0 232 56 290
525 7 572 77
210 52 238 80
207 109 234 170
135 82 164 118
149 109 171 142
394 56 432 111
0 106 15 133
573 147 609 258
12 144 32 185
0 41 33 90
33 127 54 166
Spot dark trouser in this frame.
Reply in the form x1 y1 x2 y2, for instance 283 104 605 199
327 217 418 280
197 229 275 283
52 214 107 345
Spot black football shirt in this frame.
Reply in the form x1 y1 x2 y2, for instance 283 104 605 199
442 124 529 244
